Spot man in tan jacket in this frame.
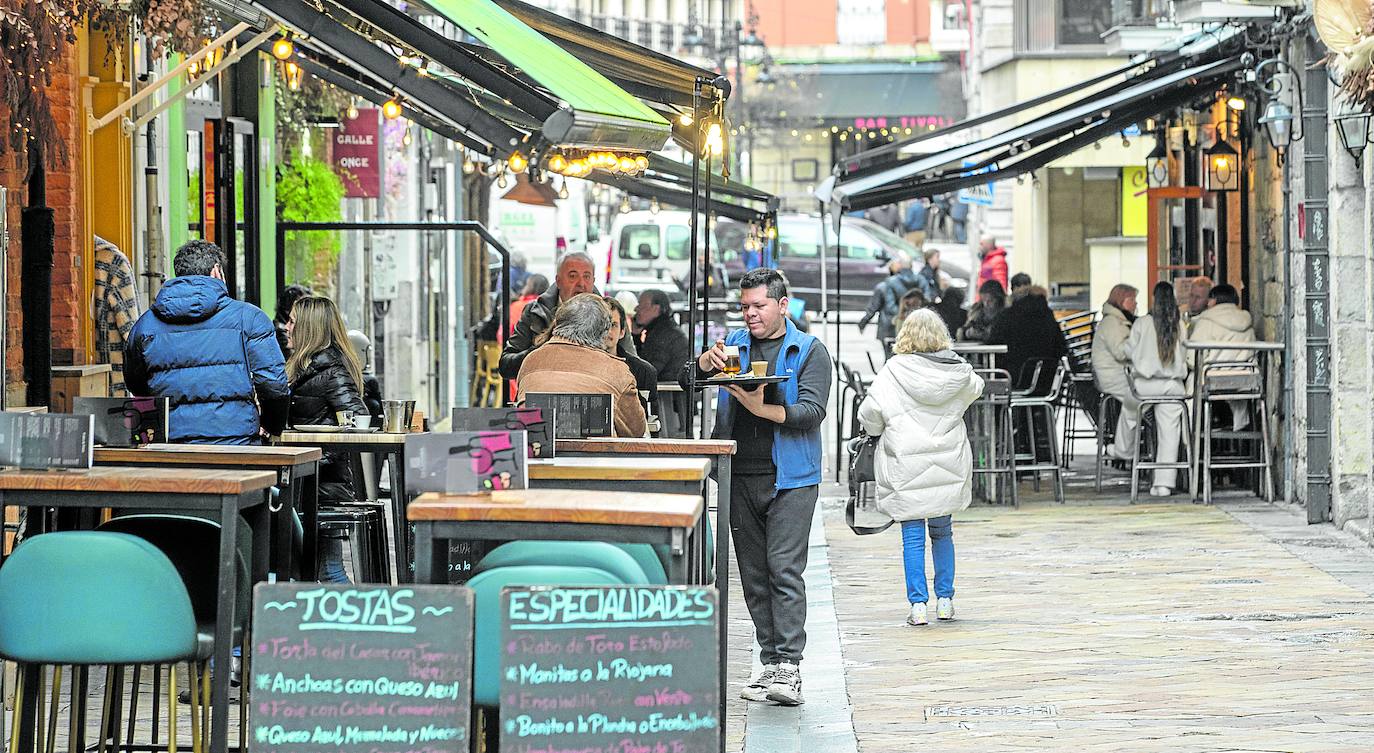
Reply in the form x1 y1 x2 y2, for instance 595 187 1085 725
515 293 647 437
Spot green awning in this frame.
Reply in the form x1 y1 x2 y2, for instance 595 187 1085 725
424 0 671 152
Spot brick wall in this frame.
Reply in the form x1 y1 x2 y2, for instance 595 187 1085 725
2 49 86 406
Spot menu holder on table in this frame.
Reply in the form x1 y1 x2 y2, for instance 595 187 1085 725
250 583 473 752
73 396 169 447
451 407 555 459
523 393 612 439
500 585 720 753
405 431 529 495
0 412 94 469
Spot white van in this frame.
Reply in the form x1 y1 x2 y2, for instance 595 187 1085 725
602 210 708 298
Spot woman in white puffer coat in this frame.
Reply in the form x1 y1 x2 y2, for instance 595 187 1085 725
858 309 985 626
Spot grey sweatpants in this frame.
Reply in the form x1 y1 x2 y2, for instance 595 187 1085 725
731 474 819 666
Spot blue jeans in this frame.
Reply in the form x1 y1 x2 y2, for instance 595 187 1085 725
901 516 954 604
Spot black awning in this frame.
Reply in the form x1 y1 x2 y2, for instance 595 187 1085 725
771 63 963 125
491 0 724 108
644 155 778 206
594 174 769 224
830 56 1242 209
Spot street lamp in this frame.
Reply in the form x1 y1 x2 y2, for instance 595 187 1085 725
1334 104 1372 163
1258 99 1295 151
1251 57 1303 157
1146 131 1170 188
1205 134 1239 192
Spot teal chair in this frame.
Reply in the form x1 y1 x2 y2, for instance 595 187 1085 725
467 565 626 707
0 531 203 753
473 540 658 584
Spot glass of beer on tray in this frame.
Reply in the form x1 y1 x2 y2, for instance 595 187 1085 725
722 345 742 376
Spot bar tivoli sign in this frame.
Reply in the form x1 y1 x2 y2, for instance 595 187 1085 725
1316 0 1374 102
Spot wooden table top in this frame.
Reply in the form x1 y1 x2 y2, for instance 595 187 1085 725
529 456 711 482
556 437 736 456
408 489 702 528
278 430 417 446
0 466 277 495
4 406 48 415
94 443 322 467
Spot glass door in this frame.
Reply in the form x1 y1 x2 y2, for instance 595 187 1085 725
213 118 261 305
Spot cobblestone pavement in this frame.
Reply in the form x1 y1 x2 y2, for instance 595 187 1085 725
734 493 1374 753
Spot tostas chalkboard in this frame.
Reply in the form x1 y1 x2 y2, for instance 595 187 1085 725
499 586 720 753
250 583 473 753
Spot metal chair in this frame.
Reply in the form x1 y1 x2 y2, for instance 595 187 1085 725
470 341 503 407
317 502 392 583
1123 369 1193 504
1094 391 1124 492
1199 361 1272 504
969 368 1017 507
835 361 872 481
1009 358 1068 503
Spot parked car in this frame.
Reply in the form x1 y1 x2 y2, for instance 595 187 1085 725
719 213 970 311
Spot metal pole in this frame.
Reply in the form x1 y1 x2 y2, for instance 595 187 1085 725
686 79 703 437
832 217 844 482
700 141 715 440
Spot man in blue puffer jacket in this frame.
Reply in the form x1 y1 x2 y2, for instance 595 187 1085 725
125 240 290 444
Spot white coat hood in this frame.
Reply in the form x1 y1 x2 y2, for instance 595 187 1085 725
1193 303 1252 335
857 353 985 522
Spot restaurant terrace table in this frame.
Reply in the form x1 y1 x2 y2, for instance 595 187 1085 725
93 444 322 580
1183 341 1284 501
408 488 702 584
554 436 734 751
953 342 1008 370
277 430 422 583
0 466 276 753
530 455 713 583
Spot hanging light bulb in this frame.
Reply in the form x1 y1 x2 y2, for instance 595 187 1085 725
272 36 295 61
557 179 569 200
345 103 359 120
402 129 413 147
618 156 637 173
497 172 509 189
188 60 201 76
633 155 649 171
547 153 568 173
462 159 476 174
649 197 660 215
382 98 403 120
508 151 528 172
679 113 694 127
705 122 724 156
619 196 632 214
284 61 304 91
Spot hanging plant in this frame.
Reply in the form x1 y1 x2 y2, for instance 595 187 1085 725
129 0 217 57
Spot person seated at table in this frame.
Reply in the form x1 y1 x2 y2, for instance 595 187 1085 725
1188 283 1258 431
895 288 927 329
959 279 1005 343
286 296 369 583
987 286 1066 395
1092 284 1139 461
501 252 638 380
635 289 692 429
605 295 659 421
1008 272 1033 302
274 284 311 357
125 239 289 444
517 293 648 437
1126 281 1190 497
932 286 967 340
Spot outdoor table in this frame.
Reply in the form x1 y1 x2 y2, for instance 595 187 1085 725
0 466 276 753
277 430 423 583
555 437 734 751
953 342 1007 370
408 488 702 583
530 456 713 583
93 444 322 581
1184 341 1284 501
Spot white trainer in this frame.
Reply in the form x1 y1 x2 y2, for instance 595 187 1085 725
1149 486 1172 497
936 597 954 620
765 662 804 706
907 602 928 626
739 664 777 702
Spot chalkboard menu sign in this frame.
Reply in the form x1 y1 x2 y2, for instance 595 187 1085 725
523 393 612 438
500 586 720 753
250 583 473 753
0 412 93 469
452 407 555 459
405 431 529 495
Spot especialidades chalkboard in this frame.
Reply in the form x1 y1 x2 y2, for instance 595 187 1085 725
499 586 720 753
250 583 473 753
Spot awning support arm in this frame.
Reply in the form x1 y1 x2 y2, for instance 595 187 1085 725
87 21 255 133
124 26 281 135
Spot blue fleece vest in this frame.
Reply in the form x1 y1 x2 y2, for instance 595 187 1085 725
712 319 822 490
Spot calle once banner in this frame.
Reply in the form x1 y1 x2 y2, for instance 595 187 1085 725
334 108 381 198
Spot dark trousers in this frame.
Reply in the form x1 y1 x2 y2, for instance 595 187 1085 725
731 473 818 666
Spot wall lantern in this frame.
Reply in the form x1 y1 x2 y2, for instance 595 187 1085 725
1146 132 1170 188
1258 98 1295 151
1204 136 1239 192
1334 106 1372 163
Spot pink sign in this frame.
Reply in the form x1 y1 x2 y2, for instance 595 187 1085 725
334 108 381 198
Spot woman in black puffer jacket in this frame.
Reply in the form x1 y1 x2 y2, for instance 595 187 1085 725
285 295 368 582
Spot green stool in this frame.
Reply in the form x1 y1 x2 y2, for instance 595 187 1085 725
0 531 201 753
473 540 657 584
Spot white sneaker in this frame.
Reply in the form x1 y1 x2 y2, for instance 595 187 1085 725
1149 486 1172 497
739 664 777 702
765 662 804 706
936 597 954 620
907 602 928 626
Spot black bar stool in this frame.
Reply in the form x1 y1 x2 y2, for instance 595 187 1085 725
317 503 392 583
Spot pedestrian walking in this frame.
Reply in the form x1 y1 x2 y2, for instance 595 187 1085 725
857 310 984 626
681 268 831 706
1126 281 1189 497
